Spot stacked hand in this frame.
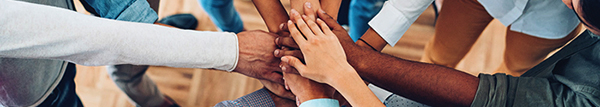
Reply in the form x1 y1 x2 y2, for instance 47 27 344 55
276 2 385 107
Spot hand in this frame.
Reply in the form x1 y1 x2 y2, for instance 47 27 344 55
264 87 298 107
281 8 355 84
282 72 332 105
278 8 369 72
259 79 295 100
235 30 285 84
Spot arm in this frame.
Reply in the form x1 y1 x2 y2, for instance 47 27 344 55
252 0 342 33
318 0 342 19
356 28 387 51
251 0 289 33
290 0 341 20
0 0 237 70
316 9 479 107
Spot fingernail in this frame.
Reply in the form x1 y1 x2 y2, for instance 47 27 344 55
319 9 326 13
274 49 280 56
281 66 287 72
288 20 293 24
275 37 281 45
285 84 290 90
291 9 299 15
281 57 289 63
305 2 311 8
279 23 285 29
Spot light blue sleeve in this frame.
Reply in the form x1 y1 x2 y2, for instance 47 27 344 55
299 98 340 107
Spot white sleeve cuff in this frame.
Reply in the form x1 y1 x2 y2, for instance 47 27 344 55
368 0 433 46
227 33 239 72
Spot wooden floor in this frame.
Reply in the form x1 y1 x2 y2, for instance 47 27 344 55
73 0 515 107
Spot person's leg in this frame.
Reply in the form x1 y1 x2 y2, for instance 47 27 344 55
199 0 244 33
348 0 386 42
420 0 493 68
107 65 171 107
496 25 581 76
38 63 83 107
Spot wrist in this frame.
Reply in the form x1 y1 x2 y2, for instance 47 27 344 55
327 65 360 89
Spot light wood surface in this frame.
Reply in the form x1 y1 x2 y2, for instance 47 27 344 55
73 0 512 107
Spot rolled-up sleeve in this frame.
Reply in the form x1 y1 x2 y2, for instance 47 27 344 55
472 73 600 107
368 0 433 46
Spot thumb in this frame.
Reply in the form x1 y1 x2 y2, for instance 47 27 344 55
281 56 307 74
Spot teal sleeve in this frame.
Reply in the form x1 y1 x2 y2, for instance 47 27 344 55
299 98 340 107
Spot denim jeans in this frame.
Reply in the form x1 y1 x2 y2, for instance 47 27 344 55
38 63 83 107
348 0 387 41
199 0 244 33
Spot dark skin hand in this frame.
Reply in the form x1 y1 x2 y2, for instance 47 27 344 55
265 87 297 107
276 9 479 107
234 30 286 85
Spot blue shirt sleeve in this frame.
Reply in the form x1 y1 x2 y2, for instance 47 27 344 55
299 98 340 107
81 0 158 23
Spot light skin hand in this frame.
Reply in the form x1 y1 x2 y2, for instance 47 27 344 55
283 9 350 83
282 72 331 106
234 30 285 85
281 6 384 107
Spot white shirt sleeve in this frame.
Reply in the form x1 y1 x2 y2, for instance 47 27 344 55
0 0 238 71
368 0 433 46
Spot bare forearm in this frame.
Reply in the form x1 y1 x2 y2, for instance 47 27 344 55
347 47 479 107
291 0 340 19
330 69 384 107
318 0 341 19
252 0 289 33
356 28 387 51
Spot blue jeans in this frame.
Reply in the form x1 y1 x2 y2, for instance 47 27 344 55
199 0 244 33
349 0 387 41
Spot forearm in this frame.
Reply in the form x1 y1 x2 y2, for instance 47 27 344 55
346 45 478 107
252 0 289 33
330 68 384 107
290 0 320 17
318 0 341 19
291 0 341 19
356 28 387 51
0 0 239 71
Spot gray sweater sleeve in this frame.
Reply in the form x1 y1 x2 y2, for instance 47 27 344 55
472 73 600 107
0 0 238 71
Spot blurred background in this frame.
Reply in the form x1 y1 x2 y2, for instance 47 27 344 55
72 0 511 106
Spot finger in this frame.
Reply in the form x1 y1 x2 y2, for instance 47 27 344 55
263 71 285 85
284 78 290 90
276 36 299 49
316 9 344 31
288 20 307 45
259 80 295 100
303 2 316 21
290 9 316 39
274 49 304 60
302 15 324 36
281 56 306 74
316 19 335 36
279 23 289 33
281 61 301 74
